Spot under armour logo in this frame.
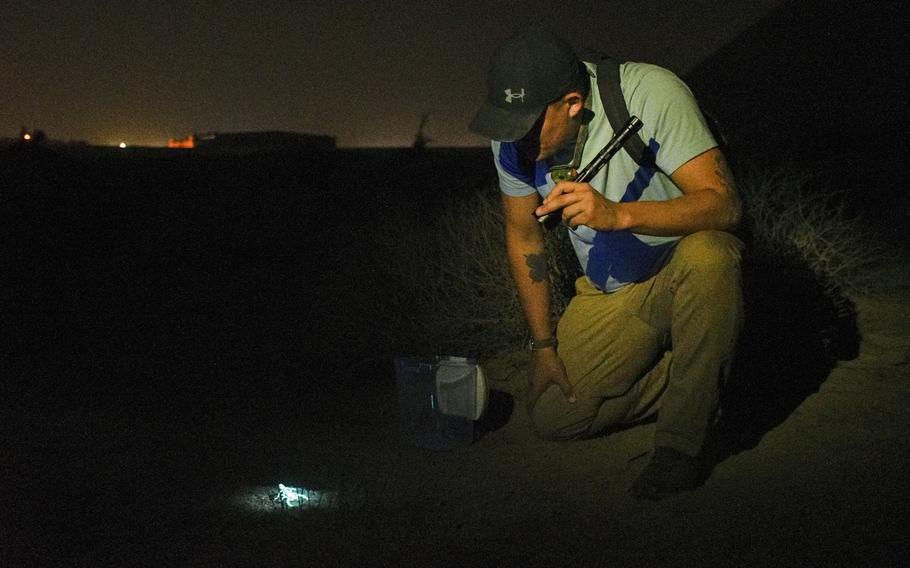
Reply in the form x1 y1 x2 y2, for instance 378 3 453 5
504 88 526 103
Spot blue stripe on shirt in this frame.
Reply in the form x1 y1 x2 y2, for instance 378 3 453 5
498 142 550 188
621 139 661 202
585 138 672 289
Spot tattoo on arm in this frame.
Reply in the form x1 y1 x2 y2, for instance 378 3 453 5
713 151 742 225
525 253 549 283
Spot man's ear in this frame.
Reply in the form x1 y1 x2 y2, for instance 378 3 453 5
564 92 585 119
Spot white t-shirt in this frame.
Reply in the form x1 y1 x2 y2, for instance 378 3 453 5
492 61 718 292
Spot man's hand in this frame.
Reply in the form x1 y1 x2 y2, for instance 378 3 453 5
527 347 576 412
534 181 628 231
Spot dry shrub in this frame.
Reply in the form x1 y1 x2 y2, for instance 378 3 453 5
372 187 577 359
738 166 892 295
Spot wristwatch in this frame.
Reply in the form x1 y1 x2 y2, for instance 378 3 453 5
529 336 558 351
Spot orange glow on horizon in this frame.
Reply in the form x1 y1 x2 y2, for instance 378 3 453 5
167 134 196 149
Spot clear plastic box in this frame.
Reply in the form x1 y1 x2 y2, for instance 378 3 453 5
394 356 487 451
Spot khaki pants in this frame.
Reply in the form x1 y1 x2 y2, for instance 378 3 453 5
531 230 744 456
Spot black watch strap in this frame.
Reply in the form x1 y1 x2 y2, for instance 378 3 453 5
529 336 558 350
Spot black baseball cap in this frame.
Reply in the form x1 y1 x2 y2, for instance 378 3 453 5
470 28 585 142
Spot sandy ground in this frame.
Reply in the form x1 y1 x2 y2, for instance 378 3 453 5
5 263 908 566
116 269 908 567
0 156 910 567
4 147 908 566
5 284 908 567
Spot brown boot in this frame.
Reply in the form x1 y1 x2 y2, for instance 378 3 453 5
631 446 703 500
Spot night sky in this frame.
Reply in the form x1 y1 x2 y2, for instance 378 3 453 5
2 1 784 148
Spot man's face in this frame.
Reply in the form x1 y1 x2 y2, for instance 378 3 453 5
513 110 544 165
533 97 582 161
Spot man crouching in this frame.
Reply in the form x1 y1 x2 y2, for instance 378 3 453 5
469 28 743 499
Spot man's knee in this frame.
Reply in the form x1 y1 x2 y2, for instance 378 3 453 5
673 230 744 279
529 394 593 441
532 419 579 441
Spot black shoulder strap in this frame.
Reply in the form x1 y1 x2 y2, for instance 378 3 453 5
595 58 655 168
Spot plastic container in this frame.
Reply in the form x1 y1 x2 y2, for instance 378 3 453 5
394 356 488 451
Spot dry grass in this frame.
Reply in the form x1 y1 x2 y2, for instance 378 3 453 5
737 166 895 295
365 188 582 360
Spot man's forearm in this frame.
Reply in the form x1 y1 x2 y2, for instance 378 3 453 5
506 238 555 342
620 147 741 236
617 187 740 236
536 148 741 236
501 191 558 342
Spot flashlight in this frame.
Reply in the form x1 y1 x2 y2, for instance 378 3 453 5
536 116 644 228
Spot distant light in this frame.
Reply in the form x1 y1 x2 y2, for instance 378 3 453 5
23 133 31 141
119 142 127 148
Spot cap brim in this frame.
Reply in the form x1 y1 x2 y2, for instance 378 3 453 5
469 102 544 142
